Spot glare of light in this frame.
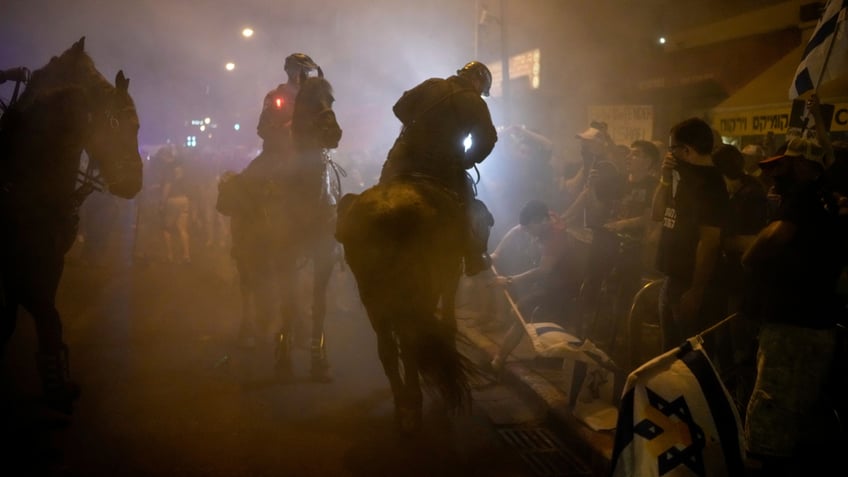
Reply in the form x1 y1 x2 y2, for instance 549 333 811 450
658 37 666 45
242 27 254 38
199 125 206 132
204 117 211 124
463 134 473 152
234 123 241 131
225 62 235 71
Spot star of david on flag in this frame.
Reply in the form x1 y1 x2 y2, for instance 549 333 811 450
609 337 745 477
790 0 848 98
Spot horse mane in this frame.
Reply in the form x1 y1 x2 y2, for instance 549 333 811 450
17 38 115 112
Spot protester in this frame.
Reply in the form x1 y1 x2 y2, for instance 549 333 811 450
651 117 728 351
742 137 846 476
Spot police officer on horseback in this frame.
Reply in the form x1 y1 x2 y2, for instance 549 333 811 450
257 53 323 153
379 61 498 276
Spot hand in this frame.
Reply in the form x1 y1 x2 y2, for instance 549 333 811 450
661 152 677 172
807 93 821 112
492 275 512 287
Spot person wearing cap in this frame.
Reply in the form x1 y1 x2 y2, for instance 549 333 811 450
651 117 729 351
257 53 322 154
560 122 615 212
741 136 845 475
379 61 498 276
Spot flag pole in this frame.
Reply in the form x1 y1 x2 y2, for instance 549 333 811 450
812 0 843 94
490 264 529 328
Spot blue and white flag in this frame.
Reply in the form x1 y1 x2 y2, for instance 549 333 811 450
790 0 848 98
609 337 744 477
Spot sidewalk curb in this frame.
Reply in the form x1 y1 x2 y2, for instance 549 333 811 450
461 323 614 476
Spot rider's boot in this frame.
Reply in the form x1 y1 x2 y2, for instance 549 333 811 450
274 329 293 380
36 344 80 414
310 333 332 383
464 198 494 277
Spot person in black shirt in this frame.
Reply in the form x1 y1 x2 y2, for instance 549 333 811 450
379 61 498 276
651 118 728 351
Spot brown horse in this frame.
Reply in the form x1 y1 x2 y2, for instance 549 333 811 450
0 37 143 413
336 177 474 433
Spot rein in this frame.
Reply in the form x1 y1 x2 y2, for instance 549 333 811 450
0 67 30 114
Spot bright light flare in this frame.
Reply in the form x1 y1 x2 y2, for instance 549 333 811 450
225 62 235 71
463 134 473 152
658 37 667 45
242 27 254 38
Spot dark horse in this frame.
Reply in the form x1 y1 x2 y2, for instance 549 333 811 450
278 75 343 381
218 76 341 381
0 38 143 413
336 178 474 433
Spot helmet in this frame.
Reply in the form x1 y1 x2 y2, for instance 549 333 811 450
284 53 323 79
457 61 492 97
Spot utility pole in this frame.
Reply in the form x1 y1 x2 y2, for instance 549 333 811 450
500 0 511 125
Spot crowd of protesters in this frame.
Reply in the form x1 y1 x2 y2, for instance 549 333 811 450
470 102 848 476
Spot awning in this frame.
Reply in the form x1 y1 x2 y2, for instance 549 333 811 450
711 45 848 136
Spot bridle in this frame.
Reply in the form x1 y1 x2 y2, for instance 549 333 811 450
74 90 134 207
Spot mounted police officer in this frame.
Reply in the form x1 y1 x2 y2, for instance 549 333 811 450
256 53 323 154
379 61 498 276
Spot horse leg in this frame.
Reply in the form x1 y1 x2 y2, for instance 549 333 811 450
397 331 423 434
21 258 80 414
234 258 257 348
274 257 297 380
373 320 410 426
309 248 335 382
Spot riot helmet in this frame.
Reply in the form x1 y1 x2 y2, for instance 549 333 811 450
284 53 323 82
457 61 492 97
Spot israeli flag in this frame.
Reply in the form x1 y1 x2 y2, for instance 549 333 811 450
790 0 848 98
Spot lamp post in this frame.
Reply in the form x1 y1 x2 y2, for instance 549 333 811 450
499 0 510 125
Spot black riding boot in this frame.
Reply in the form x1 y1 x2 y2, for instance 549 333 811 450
36 344 80 414
310 333 332 383
464 198 494 277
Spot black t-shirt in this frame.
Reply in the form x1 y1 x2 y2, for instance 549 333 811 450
617 175 658 224
656 162 728 283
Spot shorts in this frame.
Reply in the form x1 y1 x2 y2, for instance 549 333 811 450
744 323 837 457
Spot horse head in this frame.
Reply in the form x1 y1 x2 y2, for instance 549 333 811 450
84 69 143 199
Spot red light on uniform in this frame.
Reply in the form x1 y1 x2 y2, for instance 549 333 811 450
275 97 284 109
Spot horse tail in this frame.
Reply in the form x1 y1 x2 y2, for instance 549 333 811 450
407 316 474 412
